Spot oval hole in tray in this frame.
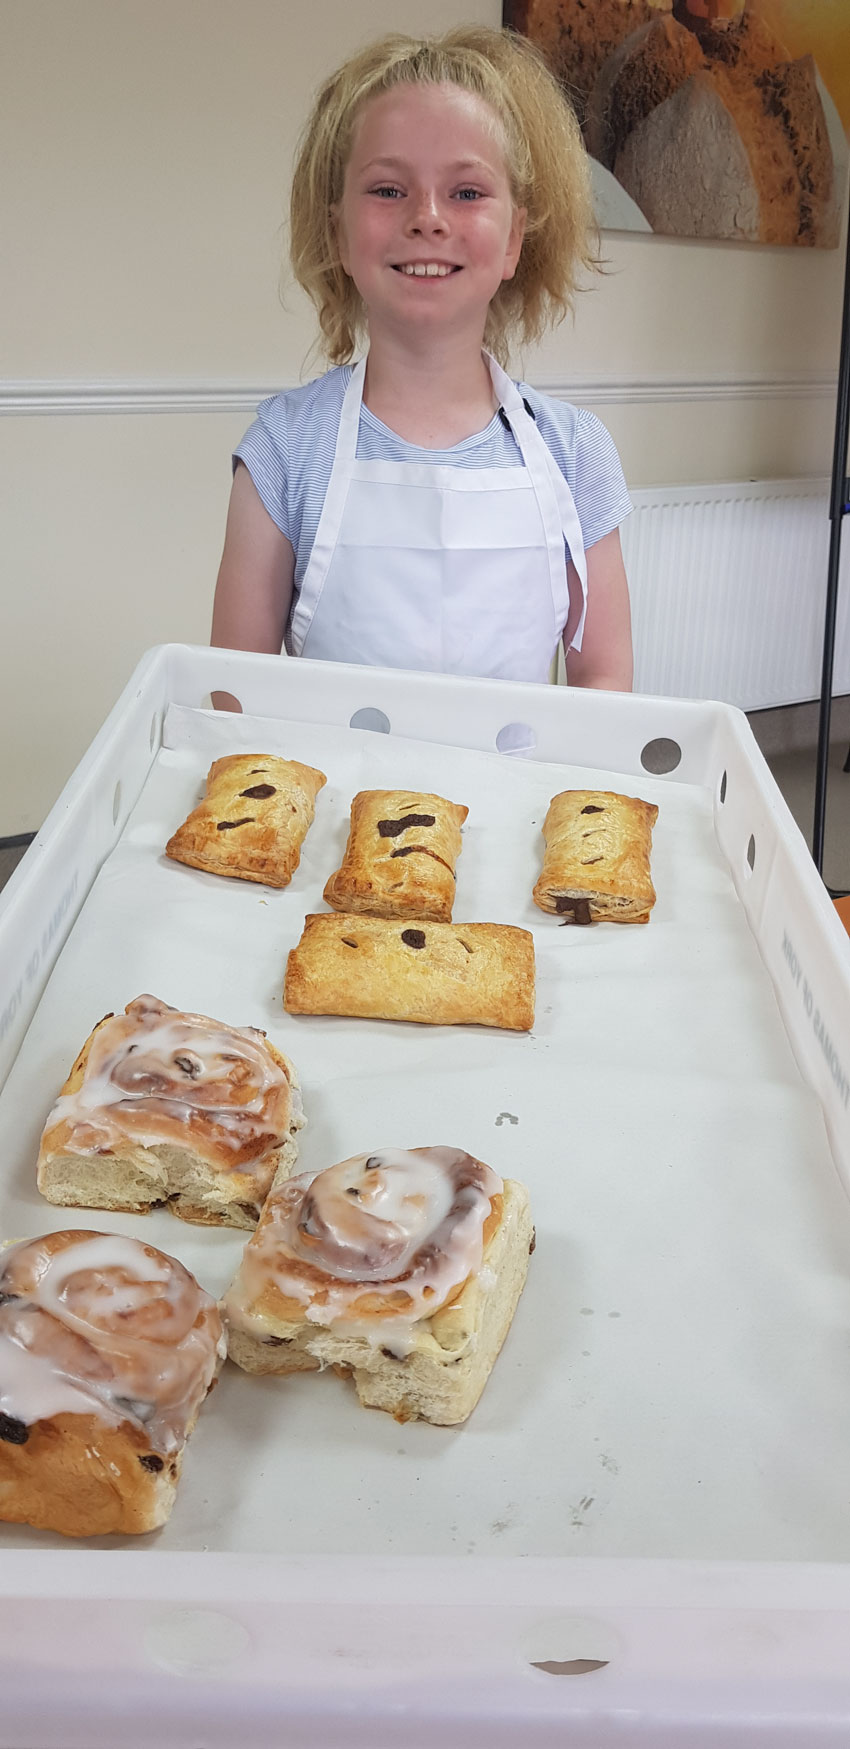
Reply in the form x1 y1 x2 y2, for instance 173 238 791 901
350 707 391 734
496 722 537 756
640 736 681 775
719 769 728 805
746 833 756 875
112 780 122 827
524 1612 620 1678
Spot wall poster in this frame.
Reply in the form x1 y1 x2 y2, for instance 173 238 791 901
503 0 850 245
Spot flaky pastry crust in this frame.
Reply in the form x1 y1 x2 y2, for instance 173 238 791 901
323 788 468 921
533 789 658 924
284 914 535 1030
165 752 326 887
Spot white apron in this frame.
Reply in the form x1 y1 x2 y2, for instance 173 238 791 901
288 354 588 684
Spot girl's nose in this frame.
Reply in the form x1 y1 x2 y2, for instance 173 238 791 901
407 189 448 234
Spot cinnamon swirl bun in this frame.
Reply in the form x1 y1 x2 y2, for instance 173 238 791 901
323 789 468 922
165 752 326 888
36 995 303 1228
0 1230 225 1536
222 1147 533 1425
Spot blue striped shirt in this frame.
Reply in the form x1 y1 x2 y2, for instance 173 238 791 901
235 364 632 590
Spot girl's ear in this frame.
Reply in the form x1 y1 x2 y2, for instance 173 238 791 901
502 206 527 282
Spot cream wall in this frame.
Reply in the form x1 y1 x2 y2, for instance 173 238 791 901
2 0 846 833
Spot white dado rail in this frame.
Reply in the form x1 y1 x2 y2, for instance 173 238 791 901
0 375 836 415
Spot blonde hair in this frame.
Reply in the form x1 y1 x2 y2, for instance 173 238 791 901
289 25 598 366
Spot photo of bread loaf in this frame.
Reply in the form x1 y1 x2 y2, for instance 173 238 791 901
36 994 304 1228
503 0 849 245
0 1230 225 1537
222 1146 533 1426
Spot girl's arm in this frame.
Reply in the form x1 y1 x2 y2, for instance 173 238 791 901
564 528 634 693
210 462 296 711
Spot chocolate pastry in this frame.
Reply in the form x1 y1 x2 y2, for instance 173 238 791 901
323 789 468 922
284 914 535 1030
533 790 658 924
165 753 326 888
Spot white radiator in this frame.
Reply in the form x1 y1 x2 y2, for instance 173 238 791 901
621 479 850 710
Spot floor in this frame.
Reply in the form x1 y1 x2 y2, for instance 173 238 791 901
3 700 850 895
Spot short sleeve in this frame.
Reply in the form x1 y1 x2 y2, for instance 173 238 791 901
518 387 632 553
233 396 291 543
572 410 632 550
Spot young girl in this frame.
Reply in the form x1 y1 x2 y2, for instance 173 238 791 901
211 25 633 702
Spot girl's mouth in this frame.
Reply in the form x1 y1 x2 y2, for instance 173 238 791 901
392 263 460 278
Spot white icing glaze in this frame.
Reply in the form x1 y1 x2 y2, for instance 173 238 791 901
0 1232 224 1448
225 1146 502 1347
43 994 293 1168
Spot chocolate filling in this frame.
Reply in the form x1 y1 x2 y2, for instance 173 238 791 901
401 929 426 949
580 805 605 815
556 897 593 925
0 1413 29 1445
216 817 255 831
377 814 436 837
389 846 454 873
138 1453 164 1472
240 783 276 799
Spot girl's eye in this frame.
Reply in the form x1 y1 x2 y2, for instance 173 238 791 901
370 184 403 199
455 188 484 201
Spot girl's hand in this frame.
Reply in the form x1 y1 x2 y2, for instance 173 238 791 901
564 528 634 693
210 463 296 710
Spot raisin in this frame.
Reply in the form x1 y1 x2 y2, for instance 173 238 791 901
580 805 605 815
139 1453 164 1472
377 814 436 837
341 938 358 949
529 1227 537 1255
216 817 254 831
0 1413 29 1445
174 1054 200 1077
380 1347 405 1361
238 1202 261 1222
401 928 426 949
240 783 276 800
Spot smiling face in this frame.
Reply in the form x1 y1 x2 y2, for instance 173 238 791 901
334 82 526 348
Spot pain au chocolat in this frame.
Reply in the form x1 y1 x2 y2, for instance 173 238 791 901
533 790 658 924
284 914 535 1031
165 752 326 887
36 994 303 1228
0 1230 224 1537
222 1146 533 1425
323 789 468 922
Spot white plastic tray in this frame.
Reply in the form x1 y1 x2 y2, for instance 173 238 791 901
3 645 850 1746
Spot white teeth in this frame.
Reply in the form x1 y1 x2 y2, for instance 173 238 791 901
399 263 453 277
